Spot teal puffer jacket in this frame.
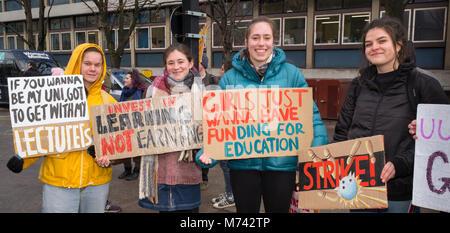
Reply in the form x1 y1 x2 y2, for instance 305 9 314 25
196 48 328 171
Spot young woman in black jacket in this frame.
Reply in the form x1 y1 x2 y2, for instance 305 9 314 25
333 16 448 213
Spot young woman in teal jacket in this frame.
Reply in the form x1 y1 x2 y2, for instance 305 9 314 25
196 16 328 213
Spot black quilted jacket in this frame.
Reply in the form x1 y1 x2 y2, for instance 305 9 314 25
333 62 448 201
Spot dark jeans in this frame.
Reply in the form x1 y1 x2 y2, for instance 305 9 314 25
230 169 296 213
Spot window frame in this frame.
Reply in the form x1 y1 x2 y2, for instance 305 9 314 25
341 12 371 45
380 9 412 40
314 14 341 45
135 26 150 50
270 17 282 47
150 25 166 50
283 16 307 46
49 31 72 52
412 6 447 43
87 30 100 45
232 20 251 48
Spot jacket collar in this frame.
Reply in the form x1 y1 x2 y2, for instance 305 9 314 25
360 60 415 91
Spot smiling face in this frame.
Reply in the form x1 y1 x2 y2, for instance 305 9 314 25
245 21 274 67
165 49 193 81
364 27 401 74
81 51 103 89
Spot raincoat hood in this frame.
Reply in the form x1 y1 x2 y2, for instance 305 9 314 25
64 43 107 95
20 43 115 189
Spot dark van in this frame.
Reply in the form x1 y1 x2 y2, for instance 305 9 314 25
0 50 62 104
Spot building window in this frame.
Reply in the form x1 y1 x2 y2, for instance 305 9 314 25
138 11 150 24
380 9 411 40
260 0 283 14
233 21 251 47
272 18 281 46
212 23 223 48
6 36 25 50
50 32 71 51
31 0 39 8
75 15 97 28
76 31 86 46
342 0 372 8
5 0 22 11
136 27 149 49
315 15 340 45
7 36 15 49
283 17 306 46
151 26 166 49
50 17 71 30
316 0 371 11
88 31 99 44
237 1 254 16
49 0 70 5
151 9 166 23
0 37 4 50
342 12 370 44
50 33 60 50
284 0 307 13
116 29 131 49
103 30 116 50
6 22 24 34
413 7 447 42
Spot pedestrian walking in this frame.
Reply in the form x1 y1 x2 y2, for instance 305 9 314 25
117 69 149 181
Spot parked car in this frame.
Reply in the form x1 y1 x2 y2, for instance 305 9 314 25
0 50 62 104
108 68 153 101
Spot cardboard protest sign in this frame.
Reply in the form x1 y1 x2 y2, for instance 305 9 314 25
297 135 387 209
8 75 91 158
90 92 202 160
412 104 450 213
289 191 314 213
202 88 313 160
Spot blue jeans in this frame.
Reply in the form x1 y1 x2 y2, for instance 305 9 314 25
351 200 412 213
219 160 233 199
42 183 109 213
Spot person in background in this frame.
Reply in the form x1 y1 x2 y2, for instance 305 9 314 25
197 16 328 213
22 62 42 76
117 69 149 181
6 43 117 213
333 16 448 213
197 53 219 191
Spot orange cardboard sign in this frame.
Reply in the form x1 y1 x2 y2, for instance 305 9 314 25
202 88 313 160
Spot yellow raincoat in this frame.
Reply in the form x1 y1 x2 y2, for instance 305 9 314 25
22 43 116 188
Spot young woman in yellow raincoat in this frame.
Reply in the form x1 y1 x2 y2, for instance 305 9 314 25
6 43 117 213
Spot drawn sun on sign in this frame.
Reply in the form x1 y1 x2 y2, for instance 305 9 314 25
317 172 387 208
311 140 388 209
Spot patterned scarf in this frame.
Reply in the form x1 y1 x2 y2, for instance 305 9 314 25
249 52 274 79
